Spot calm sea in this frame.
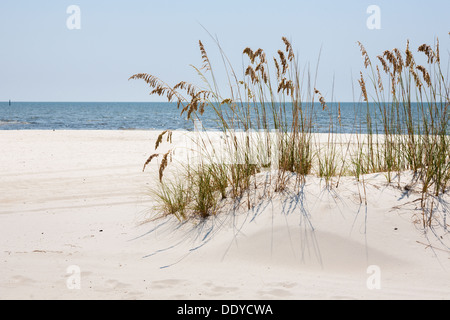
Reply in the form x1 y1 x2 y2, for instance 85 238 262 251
0 101 438 134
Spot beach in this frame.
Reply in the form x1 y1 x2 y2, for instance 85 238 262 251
0 130 449 300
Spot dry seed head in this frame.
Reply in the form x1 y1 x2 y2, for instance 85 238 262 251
319 97 327 110
199 40 211 71
418 44 435 64
390 72 396 96
173 81 186 91
273 58 281 79
277 78 285 93
246 48 265 64
221 98 233 105
357 41 371 68
278 50 288 74
247 88 253 100
416 65 432 87
155 130 168 150
254 48 264 59
255 63 268 84
285 80 294 96
243 47 263 64
358 72 368 102
243 47 255 63
143 153 159 172
376 66 384 91
129 73 185 107
436 38 440 63
159 151 171 182
262 70 268 84
314 88 327 110
378 55 390 74
278 78 291 94
282 37 295 61
199 102 205 115
383 50 392 62
245 66 258 84
186 101 196 120
384 50 399 74
393 48 404 74
260 52 267 64
261 66 269 84
405 40 414 68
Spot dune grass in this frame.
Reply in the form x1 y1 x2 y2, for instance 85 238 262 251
131 35 449 229
356 39 450 227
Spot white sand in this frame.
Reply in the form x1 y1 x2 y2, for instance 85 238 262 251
0 130 449 300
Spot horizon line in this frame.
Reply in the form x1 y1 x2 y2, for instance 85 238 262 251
0 100 404 104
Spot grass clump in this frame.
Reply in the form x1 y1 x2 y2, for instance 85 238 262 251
133 34 449 230
132 36 321 221
356 38 450 227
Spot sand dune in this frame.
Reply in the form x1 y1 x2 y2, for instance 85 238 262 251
0 130 449 300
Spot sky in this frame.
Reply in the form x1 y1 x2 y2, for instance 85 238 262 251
0 0 449 102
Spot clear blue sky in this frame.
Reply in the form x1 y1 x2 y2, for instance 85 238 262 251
0 0 448 102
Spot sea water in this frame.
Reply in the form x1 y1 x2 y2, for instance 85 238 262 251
0 101 442 134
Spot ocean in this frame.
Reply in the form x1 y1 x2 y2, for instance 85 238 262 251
0 101 442 133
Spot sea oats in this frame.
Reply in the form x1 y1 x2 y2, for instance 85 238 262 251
418 44 435 64
159 151 171 182
262 69 268 84
254 48 264 60
155 130 169 150
129 73 186 109
243 47 255 63
357 41 371 68
384 50 399 74
277 78 285 93
199 40 211 71
245 66 258 84
282 37 295 61
143 153 159 172
273 58 281 79
314 88 327 110
199 102 205 115
436 38 440 63
376 66 384 91
417 65 432 87
260 51 267 64
393 48 404 74
378 56 390 74
405 40 414 68
278 50 288 74
285 80 294 96
358 72 368 102
390 72 396 96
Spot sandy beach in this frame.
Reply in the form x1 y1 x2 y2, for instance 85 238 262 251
0 130 449 300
